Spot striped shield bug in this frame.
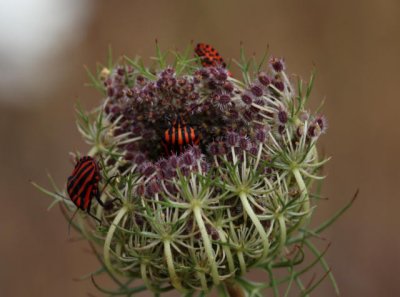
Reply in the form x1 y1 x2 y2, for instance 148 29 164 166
195 43 227 68
66 156 118 227
195 42 233 77
161 114 200 155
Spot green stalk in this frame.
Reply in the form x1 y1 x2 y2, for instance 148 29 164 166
277 214 287 253
216 227 235 274
88 146 99 156
104 206 128 276
239 192 270 259
267 265 280 297
305 239 340 295
292 168 310 228
193 206 220 285
197 269 208 292
237 250 247 275
140 262 153 291
164 240 185 292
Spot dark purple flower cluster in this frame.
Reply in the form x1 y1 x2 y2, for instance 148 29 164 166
102 65 264 165
100 56 325 199
135 146 206 197
207 126 270 162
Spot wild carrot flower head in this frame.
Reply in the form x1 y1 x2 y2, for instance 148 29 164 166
33 43 353 297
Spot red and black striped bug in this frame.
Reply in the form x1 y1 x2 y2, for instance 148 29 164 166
195 43 227 68
67 156 117 225
161 114 200 155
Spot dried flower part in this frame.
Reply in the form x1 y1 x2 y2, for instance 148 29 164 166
34 44 341 297
250 84 263 97
270 57 285 72
258 71 271 86
241 93 253 105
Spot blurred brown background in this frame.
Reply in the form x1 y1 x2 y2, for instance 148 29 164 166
1 0 399 296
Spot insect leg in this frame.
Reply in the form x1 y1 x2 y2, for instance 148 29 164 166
95 175 121 209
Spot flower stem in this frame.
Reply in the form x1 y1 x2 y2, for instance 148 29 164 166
239 192 270 259
140 262 153 291
216 227 235 274
292 168 310 228
164 240 185 292
237 251 247 275
193 206 220 285
277 214 287 252
104 206 128 276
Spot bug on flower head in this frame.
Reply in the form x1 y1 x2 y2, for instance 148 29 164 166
67 156 117 224
161 114 200 155
195 43 227 68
